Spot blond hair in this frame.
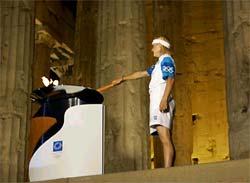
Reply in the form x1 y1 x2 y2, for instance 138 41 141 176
155 36 171 53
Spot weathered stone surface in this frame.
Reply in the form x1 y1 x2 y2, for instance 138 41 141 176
95 0 149 173
35 0 75 49
33 31 55 89
0 0 34 181
73 1 98 87
181 1 229 164
34 1 75 85
152 0 229 165
223 1 250 159
0 0 248 181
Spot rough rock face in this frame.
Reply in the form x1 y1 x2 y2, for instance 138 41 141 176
0 0 34 181
223 1 250 160
95 1 149 172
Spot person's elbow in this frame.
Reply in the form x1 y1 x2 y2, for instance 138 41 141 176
167 76 175 85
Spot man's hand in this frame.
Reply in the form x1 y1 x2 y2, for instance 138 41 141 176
112 77 123 86
159 99 169 113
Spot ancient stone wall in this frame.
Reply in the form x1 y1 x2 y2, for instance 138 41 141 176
182 1 229 164
152 0 229 165
33 31 55 89
34 0 75 87
223 1 250 159
0 0 34 181
35 0 75 49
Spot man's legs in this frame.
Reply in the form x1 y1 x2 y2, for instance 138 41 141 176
156 125 174 168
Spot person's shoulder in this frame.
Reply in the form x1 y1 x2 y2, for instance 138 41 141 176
161 56 174 64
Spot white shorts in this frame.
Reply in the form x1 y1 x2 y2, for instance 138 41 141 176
149 84 175 135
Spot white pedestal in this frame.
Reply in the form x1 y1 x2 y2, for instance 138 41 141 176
29 104 105 181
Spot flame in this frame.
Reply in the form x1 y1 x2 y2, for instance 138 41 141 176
41 76 50 87
53 80 59 86
41 76 59 87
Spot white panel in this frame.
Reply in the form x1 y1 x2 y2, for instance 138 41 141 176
29 104 104 181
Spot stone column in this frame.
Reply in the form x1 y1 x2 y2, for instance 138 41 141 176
0 0 34 181
96 1 149 172
74 1 98 88
223 1 250 159
33 30 55 89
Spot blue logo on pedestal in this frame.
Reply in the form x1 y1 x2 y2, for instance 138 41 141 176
53 141 63 152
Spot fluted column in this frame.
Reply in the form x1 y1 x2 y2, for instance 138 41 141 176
0 0 34 181
74 1 98 87
33 30 55 89
223 1 250 159
96 1 149 172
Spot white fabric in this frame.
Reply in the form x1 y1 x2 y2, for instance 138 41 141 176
149 84 175 134
149 54 170 90
152 39 170 49
148 54 175 134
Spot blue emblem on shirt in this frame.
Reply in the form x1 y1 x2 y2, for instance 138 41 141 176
161 57 176 80
162 66 174 73
53 141 63 152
